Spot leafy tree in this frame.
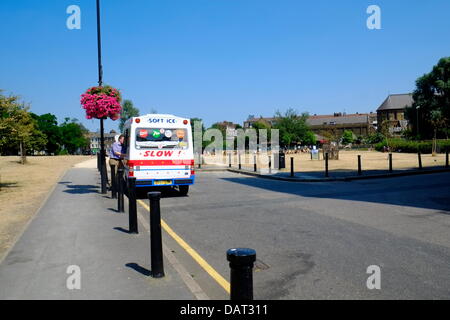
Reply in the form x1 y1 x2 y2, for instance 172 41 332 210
59 118 89 154
341 130 354 145
406 57 450 139
30 113 62 154
365 132 385 144
119 99 140 133
274 108 314 147
0 92 46 163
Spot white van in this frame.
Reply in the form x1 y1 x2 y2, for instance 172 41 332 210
122 114 195 195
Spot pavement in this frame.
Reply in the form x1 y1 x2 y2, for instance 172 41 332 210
0 159 198 300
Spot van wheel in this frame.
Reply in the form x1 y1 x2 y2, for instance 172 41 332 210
179 185 189 196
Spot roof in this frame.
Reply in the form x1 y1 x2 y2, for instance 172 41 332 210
307 114 369 126
377 94 414 111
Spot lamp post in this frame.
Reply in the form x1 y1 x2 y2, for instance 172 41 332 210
96 0 107 194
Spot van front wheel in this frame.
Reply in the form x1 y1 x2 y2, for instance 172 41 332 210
179 185 189 196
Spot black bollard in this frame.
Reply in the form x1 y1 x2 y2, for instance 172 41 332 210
325 153 329 177
97 152 100 171
227 248 256 301
238 153 242 170
198 154 202 169
254 155 257 172
101 156 107 194
389 153 393 172
148 192 165 278
358 155 362 175
269 155 272 174
446 150 449 168
117 168 125 213
290 157 294 177
418 152 423 170
229 153 232 168
128 177 138 234
111 165 117 199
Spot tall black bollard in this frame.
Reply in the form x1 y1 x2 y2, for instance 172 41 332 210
325 153 329 177
111 165 117 199
418 152 423 170
128 177 138 234
358 155 362 175
389 153 393 172
148 192 165 278
227 248 256 301
254 155 257 172
117 168 124 213
238 153 242 170
290 157 294 177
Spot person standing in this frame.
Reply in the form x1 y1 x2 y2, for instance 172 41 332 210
109 135 125 180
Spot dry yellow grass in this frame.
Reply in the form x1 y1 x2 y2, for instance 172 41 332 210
0 155 92 260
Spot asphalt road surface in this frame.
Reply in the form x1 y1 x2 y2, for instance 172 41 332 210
137 171 450 300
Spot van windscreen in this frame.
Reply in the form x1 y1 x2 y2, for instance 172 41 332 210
135 128 189 149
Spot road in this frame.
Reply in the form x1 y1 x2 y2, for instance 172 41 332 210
136 171 450 299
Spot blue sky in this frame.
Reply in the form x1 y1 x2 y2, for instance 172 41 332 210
1 0 450 132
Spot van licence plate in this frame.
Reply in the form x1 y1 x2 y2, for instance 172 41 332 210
154 180 172 185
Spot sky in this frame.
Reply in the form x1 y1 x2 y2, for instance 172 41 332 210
1 0 450 132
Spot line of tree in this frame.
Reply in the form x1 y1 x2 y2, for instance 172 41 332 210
0 91 90 163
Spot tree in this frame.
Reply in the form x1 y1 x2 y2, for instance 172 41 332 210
274 109 314 147
59 118 89 154
406 57 450 139
0 92 46 163
341 130 354 145
119 99 140 133
30 113 62 154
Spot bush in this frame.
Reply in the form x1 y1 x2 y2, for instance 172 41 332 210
57 149 69 155
375 139 450 153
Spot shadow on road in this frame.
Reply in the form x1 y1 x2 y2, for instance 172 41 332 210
63 184 99 194
125 263 151 276
221 172 450 212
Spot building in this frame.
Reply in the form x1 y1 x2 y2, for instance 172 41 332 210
244 113 376 138
215 121 240 137
376 93 413 135
88 130 118 154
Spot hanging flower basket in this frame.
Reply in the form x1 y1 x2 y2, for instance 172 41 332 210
80 85 122 120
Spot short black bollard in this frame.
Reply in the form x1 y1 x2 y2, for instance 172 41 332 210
148 192 165 278
254 155 257 172
238 153 242 170
227 248 256 301
325 153 329 177
111 164 117 199
128 177 138 234
268 155 272 173
389 153 393 172
290 157 294 177
418 152 423 170
229 153 232 168
117 168 125 213
358 155 362 175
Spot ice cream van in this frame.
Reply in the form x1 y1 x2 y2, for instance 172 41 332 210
122 114 195 195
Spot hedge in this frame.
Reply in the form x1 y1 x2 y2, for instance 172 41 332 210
375 139 450 153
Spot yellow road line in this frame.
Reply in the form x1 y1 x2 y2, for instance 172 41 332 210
137 199 230 294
